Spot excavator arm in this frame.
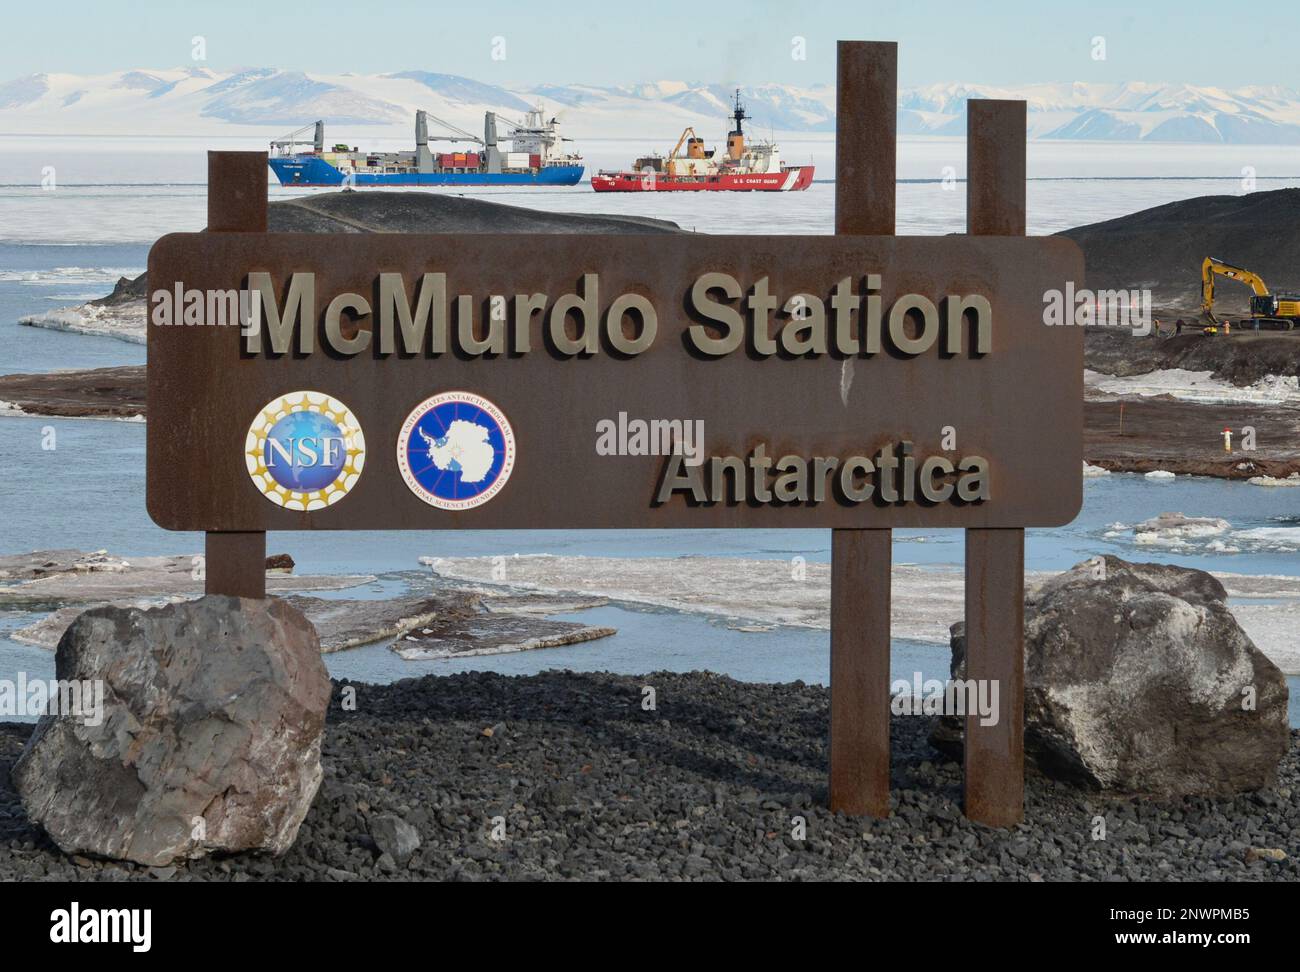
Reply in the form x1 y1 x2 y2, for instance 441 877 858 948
1201 257 1271 322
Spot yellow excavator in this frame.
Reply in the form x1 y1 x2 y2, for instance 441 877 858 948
1201 257 1300 332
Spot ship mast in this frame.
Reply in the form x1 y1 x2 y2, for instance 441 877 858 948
727 89 749 161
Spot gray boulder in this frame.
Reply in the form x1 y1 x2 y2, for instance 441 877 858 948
14 596 331 865
369 813 421 866
931 556 1289 795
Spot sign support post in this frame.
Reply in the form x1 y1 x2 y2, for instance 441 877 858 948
964 101 1028 826
829 40 897 817
204 151 268 600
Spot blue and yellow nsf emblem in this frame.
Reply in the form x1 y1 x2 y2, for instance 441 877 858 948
245 391 365 510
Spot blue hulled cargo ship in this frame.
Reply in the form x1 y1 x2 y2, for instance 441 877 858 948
268 107 584 187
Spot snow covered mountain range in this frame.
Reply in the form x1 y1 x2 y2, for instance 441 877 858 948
4 67 1300 143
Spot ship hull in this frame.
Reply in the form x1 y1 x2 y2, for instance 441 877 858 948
591 166 814 192
268 156 585 187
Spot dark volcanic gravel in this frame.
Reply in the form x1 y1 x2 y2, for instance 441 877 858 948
1 670 1297 881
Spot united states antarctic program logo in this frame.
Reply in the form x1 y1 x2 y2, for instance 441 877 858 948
396 391 516 510
245 391 366 510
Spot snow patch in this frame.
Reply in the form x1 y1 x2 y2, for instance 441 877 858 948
1086 368 1300 405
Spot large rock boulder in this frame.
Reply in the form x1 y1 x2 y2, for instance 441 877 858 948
14 596 331 865
931 556 1289 795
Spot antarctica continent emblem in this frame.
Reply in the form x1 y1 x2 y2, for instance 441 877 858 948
397 391 516 510
245 391 366 510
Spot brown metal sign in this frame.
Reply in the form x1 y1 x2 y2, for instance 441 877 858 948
148 39 1071 829
146 231 1083 532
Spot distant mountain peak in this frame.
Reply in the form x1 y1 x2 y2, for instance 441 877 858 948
1 69 1298 143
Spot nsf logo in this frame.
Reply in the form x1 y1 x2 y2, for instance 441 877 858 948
396 391 515 510
245 392 365 510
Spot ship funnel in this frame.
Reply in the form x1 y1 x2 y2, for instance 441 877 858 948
414 110 434 173
313 120 324 154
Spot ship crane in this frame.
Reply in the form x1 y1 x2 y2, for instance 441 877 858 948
414 109 487 174
668 127 698 162
663 126 715 178
270 121 324 157
416 109 482 144
495 112 575 141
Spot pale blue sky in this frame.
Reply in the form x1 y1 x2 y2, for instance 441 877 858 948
3 0 1297 87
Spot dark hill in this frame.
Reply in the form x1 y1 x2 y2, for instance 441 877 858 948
1059 187 1300 316
1060 188 1300 383
266 191 682 236
98 190 682 302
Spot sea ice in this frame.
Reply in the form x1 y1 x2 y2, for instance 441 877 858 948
420 552 1300 671
18 301 146 345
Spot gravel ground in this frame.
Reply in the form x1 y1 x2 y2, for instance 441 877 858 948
1 670 1297 881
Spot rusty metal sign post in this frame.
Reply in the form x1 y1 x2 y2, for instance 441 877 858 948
146 41 1082 828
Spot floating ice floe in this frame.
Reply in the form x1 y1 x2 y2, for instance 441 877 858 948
18 301 146 345
1144 469 1175 480
0 267 142 286
1205 540 1242 554
1248 473 1300 487
1134 512 1232 539
1229 527 1300 552
0 549 370 607
1083 462 1110 477
1108 513 1300 556
391 616 616 660
0 401 145 423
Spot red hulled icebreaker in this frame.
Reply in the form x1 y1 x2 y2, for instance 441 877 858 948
591 90 814 192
